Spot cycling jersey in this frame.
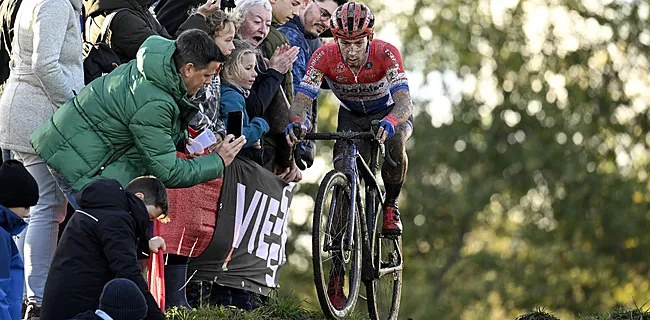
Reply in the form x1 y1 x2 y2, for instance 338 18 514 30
296 39 409 115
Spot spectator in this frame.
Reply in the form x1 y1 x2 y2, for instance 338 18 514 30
178 9 238 139
0 0 85 317
0 160 38 320
232 0 300 178
30 30 246 210
83 0 220 63
0 0 22 94
154 0 205 36
160 10 236 310
40 177 168 320
278 0 344 168
71 279 148 320
278 0 341 93
220 39 270 156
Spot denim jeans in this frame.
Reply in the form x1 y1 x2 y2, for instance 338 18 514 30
49 169 79 210
11 151 66 305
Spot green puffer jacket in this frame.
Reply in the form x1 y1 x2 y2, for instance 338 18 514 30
30 36 224 191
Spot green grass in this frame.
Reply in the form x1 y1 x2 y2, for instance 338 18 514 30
516 306 650 320
516 308 560 320
579 307 650 320
166 295 367 320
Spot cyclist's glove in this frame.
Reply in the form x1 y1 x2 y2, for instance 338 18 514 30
285 117 308 140
379 115 398 139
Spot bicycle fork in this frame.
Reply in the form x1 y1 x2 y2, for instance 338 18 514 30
342 145 359 252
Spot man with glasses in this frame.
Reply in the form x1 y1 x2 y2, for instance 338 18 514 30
278 0 345 167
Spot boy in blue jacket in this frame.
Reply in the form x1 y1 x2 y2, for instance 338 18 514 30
0 160 39 320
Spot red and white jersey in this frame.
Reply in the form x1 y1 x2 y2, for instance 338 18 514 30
296 39 409 114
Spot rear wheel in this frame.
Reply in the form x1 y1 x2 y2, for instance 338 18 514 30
313 171 362 319
366 197 403 320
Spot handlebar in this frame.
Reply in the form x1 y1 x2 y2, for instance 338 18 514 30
289 120 398 169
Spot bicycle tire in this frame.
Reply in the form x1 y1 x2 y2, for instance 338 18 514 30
313 170 362 319
366 197 403 320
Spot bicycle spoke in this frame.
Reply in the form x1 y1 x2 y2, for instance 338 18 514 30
313 171 362 319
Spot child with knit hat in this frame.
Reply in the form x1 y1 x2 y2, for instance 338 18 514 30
71 278 148 320
0 160 39 320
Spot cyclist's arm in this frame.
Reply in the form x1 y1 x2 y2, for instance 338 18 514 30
383 44 413 126
390 90 413 125
290 92 315 123
290 67 325 125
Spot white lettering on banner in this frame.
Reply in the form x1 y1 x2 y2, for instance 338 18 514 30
256 198 279 259
233 185 261 249
231 182 296 287
278 183 295 265
248 194 268 254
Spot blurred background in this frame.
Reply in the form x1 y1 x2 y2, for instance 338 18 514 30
278 0 650 318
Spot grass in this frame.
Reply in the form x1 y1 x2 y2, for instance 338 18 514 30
579 307 650 320
167 296 650 319
165 295 367 320
516 308 561 320
516 305 650 320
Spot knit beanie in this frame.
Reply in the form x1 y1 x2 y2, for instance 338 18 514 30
98 279 148 320
0 160 39 208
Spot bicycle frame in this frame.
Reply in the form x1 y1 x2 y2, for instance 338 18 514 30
303 131 404 281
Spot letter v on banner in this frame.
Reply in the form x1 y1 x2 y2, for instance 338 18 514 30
223 184 261 271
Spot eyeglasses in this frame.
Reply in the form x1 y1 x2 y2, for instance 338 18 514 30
312 1 332 21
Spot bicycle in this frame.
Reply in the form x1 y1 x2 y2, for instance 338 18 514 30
291 120 404 320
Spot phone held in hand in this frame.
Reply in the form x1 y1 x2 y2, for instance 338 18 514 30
227 111 243 141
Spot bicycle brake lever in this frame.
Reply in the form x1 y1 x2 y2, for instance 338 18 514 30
370 120 381 139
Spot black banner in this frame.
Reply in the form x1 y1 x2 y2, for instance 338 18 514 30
189 157 296 295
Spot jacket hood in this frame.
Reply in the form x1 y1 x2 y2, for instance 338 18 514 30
76 179 149 239
85 0 154 17
136 36 193 108
0 205 27 236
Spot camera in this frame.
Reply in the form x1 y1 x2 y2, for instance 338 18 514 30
221 0 236 10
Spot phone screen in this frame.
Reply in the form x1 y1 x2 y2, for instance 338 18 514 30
226 111 243 138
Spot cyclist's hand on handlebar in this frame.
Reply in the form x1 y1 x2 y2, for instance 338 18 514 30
285 121 306 147
376 118 397 144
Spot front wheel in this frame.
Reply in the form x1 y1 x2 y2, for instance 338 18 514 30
366 197 403 320
313 170 362 319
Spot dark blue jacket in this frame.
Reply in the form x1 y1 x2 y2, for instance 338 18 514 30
220 84 270 149
0 205 26 320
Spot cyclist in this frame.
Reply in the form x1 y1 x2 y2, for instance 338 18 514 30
286 2 413 237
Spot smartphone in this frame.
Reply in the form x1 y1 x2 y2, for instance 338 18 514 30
226 111 243 139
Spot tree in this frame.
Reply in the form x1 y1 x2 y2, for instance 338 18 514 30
282 0 650 318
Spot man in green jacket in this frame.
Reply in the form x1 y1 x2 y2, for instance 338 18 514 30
30 29 246 209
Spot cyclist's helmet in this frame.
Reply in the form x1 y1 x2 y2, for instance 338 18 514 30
330 2 375 40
